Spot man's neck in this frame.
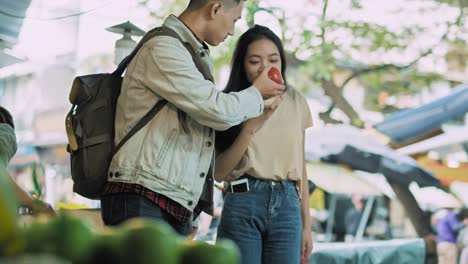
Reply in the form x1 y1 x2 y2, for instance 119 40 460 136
178 11 207 43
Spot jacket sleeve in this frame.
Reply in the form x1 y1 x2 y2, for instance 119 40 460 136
141 36 264 131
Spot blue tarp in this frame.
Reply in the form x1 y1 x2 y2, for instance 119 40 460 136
311 238 426 264
374 84 468 146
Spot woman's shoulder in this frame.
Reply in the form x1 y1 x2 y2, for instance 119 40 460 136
286 87 308 104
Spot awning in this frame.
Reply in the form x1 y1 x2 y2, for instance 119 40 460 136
374 84 468 147
0 0 31 68
398 126 468 155
306 125 440 188
409 182 462 211
0 50 23 68
307 162 393 197
0 0 31 47
450 181 468 208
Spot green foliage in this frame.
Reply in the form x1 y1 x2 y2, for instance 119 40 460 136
435 0 468 7
245 0 260 27
31 163 45 199
301 44 336 81
445 38 468 70
350 0 363 9
138 0 186 24
360 70 444 111
211 35 240 80
325 20 416 52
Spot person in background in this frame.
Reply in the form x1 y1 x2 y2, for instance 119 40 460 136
214 25 313 264
436 207 468 264
457 215 468 264
344 194 364 242
0 106 55 216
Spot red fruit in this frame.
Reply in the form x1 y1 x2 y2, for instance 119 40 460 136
268 67 283 84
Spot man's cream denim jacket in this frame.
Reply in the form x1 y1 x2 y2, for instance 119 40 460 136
108 15 264 213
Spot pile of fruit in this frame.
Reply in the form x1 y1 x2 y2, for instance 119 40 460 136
0 175 240 264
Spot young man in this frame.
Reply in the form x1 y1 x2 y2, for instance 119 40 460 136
100 0 285 235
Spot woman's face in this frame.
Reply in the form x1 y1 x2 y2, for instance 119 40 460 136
244 38 282 84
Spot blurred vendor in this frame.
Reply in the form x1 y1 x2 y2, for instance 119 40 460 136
0 106 55 216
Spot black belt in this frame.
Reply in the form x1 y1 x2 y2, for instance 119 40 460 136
228 174 295 193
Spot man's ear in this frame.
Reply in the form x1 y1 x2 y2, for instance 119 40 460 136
209 1 222 18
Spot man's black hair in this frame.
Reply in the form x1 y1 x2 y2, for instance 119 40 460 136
187 0 243 10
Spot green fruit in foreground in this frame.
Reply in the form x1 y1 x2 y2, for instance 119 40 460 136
84 231 124 264
24 214 96 263
119 218 181 264
180 239 240 264
0 167 20 256
1 253 71 264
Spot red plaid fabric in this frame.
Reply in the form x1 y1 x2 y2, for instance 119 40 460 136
102 182 198 223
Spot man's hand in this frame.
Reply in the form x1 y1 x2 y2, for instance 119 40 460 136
301 228 313 264
253 66 285 99
242 95 285 135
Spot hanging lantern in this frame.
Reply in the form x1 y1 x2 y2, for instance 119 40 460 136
105 21 145 65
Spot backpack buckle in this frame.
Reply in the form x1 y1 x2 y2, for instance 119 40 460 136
65 111 78 151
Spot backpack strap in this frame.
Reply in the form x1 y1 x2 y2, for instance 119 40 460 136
111 26 213 156
154 27 214 82
112 98 167 156
113 27 214 82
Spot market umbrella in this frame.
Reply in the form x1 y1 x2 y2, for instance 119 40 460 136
373 84 468 146
306 162 385 196
450 181 468 208
409 183 462 211
305 125 440 188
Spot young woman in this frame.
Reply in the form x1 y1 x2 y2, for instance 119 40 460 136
215 25 313 264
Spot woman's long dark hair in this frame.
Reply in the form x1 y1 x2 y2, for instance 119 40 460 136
216 25 288 153
0 106 14 128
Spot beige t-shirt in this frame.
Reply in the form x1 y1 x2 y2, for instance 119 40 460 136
229 88 313 188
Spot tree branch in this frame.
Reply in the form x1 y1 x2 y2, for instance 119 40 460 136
319 0 329 46
318 103 343 124
339 3 465 90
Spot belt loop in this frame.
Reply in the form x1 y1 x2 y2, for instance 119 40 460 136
248 177 256 191
280 180 286 190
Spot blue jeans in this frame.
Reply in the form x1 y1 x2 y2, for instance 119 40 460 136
217 178 302 264
100 193 190 236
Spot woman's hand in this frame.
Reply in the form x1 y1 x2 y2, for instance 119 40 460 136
242 95 285 135
301 227 313 264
